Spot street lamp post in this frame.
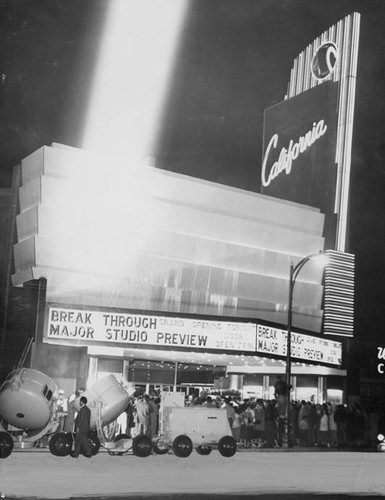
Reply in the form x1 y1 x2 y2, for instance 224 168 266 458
282 252 328 449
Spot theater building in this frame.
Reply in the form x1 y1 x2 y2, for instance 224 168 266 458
10 142 347 403
6 13 359 403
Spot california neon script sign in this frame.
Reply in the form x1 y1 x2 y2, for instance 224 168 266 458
261 119 327 187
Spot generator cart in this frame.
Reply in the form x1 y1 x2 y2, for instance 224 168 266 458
153 392 237 458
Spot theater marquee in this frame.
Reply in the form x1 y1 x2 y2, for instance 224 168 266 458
45 306 342 366
256 324 342 366
45 306 257 353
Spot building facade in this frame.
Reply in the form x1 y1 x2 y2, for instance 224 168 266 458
10 143 345 402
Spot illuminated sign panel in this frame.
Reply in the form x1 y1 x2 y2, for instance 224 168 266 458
261 82 338 215
311 42 338 81
46 306 257 352
284 12 361 251
256 324 342 366
323 250 355 337
46 306 342 366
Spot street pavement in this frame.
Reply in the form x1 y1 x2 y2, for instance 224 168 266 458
1 447 385 499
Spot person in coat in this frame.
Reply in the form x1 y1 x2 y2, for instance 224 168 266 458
64 388 85 433
71 396 92 458
149 396 159 440
135 394 152 437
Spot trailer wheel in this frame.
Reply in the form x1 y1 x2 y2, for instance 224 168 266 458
196 445 212 455
0 431 13 459
173 435 193 458
87 431 100 455
218 435 236 457
132 434 152 457
49 432 73 457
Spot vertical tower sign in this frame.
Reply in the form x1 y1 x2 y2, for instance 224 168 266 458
262 13 361 253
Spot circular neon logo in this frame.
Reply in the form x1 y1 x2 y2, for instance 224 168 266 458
311 42 338 80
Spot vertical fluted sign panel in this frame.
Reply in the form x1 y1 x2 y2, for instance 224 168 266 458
324 250 355 337
285 13 360 252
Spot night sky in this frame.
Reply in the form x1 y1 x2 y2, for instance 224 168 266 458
0 0 384 342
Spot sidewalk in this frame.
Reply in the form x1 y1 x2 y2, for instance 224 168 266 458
236 444 376 452
1 448 384 499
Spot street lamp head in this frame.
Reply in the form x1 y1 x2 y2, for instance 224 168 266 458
291 251 329 282
313 251 329 268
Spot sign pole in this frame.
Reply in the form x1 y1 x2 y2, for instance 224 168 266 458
283 262 294 449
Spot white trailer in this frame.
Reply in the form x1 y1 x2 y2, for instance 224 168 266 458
153 392 237 457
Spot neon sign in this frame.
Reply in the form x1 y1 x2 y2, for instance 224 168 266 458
378 347 385 374
311 42 338 81
261 119 327 188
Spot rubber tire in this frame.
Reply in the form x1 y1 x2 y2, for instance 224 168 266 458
0 431 14 459
113 433 130 442
49 432 73 457
196 445 212 455
172 435 193 458
87 431 100 455
132 434 152 457
218 435 237 457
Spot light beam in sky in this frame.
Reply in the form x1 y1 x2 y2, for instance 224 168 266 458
51 0 189 287
82 0 188 167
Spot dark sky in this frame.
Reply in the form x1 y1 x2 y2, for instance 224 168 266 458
0 0 384 341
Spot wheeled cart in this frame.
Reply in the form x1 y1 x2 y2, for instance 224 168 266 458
153 403 237 458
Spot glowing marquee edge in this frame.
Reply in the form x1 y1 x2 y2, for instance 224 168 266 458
257 324 342 366
45 307 342 366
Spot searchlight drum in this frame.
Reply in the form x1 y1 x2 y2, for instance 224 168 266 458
73 374 135 430
0 368 58 430
0 368 59 458
70 374 153 457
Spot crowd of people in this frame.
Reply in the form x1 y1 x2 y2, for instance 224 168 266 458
57 390 161 442
188 394 384 449
123 393 160 440
58 387 385 450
